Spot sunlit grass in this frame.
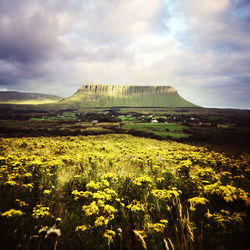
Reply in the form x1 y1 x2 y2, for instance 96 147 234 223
122 122 190 138
0 100 59 105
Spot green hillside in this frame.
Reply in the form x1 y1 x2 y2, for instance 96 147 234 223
58 84 197 108
0 91 62 104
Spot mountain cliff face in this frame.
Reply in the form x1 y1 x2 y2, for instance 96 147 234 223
75 84 178 95
59 84 197 108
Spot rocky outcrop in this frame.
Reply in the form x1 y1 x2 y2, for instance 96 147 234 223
75 84 177 96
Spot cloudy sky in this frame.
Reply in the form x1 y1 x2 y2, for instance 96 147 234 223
0 0 249 108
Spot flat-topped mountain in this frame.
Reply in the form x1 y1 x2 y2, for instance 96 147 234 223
59 84 197 108
0 91 62 104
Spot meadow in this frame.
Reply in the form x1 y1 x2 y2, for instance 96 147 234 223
122 123 190 138
0 134 249 249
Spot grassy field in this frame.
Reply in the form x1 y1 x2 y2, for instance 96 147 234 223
119 116 137 123
0 134 249 249
122 122 190 138
30 112 77 121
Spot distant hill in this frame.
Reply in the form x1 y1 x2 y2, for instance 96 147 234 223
58 84 197 108
0 91 62 104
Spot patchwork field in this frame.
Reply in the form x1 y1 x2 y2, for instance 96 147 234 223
122 122 190 138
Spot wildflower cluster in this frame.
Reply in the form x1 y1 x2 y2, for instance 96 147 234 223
0 134 249 249
32 205 50 219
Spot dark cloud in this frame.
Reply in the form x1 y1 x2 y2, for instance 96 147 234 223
0 0 77 89
0 0 63 63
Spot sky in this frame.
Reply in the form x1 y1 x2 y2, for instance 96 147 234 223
0 0 249 109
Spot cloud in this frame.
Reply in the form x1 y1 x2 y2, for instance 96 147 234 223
72 0 165 43
0 0 249 108
0 1 62 63
171 0 250 51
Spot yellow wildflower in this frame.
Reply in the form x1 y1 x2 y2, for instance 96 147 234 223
75 225 88 232
43 190 51 195
94 216 109 227
148 222 166 233
1 209 24 218
103 229 116 243
127 200 144 213
32 205 50 219
82 201 99 216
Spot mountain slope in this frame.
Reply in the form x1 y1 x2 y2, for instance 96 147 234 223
58 84 197 108
0 91 62 104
